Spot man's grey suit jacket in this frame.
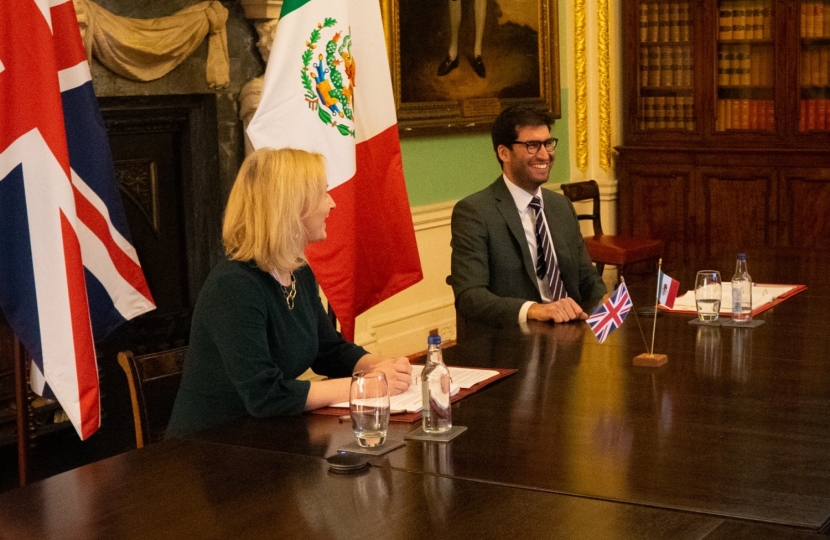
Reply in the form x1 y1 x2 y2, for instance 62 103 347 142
450 177 606 326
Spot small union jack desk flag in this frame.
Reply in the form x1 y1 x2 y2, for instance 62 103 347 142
587 282 633 344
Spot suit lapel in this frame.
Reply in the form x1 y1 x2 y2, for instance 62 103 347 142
491 178 539 290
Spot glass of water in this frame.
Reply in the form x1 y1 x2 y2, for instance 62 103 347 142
695 270 722 322
349 371 390 448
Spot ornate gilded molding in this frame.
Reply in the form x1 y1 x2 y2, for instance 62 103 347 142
115 159 159 235
598 0 611 172
574 0 588 173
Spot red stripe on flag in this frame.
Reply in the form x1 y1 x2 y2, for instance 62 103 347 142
51 0 88 72
73 186 155 303
59 211 100 439
306 125 422 340
0 0 69 177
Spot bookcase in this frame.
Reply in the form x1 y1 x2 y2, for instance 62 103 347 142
617 0 830 270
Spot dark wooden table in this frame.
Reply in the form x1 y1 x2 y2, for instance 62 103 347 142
0 437 823 540
2 249 828 538
182 251 830 534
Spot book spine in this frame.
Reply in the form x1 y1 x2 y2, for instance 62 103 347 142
740 98 750 129
718 46 730 85
725 99 734 130
655 96 667 128
819 48 830 86
748 99 758 129
801 1 808 37
649 45 661 86
807 99 817 130
717 99 726 131
685 96 695 131
666 96 677 129
720 0 734 40
733 0 747 40
753 0 764 39
648 2 660 42
669 3 681 41
682 45 693 86
740 43 751 86
767 100 775 131
818 98 827 130
640 1 650 42
816 1 825 38
679 2 691 41
660 45 674 86
801 48 810 87
644 97 656 129
658 2 670 41
811 46 821 86
640 46 649 87
727 45 739 86
825 0 830 37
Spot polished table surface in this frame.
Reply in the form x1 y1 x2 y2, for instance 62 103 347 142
0 437 824 540
183 251 830 534
2 250 830 538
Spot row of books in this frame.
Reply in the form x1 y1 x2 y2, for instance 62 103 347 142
638 96 696 130
639 45 693 87
719 0 773 41
799 99 830 130
801 1 830 38
639 2 691 43
717 43 773 87
715 99 775 131
800 47 830 87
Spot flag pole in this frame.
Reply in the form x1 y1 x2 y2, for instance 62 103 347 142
633 259 668 367
648 258 663 356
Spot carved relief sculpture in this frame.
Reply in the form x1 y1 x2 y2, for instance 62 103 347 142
73 0 230 89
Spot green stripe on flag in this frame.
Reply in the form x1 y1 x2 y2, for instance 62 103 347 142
280 0 312 17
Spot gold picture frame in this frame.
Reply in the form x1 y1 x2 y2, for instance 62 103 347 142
381 0 560 133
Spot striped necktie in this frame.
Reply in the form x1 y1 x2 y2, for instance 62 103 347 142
528 196 566 300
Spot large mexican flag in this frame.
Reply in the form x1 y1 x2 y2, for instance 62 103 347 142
247 0 422 341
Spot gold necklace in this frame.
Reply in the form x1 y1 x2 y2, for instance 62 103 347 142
270 268 296 310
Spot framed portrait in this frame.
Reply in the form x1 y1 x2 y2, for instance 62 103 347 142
381 0 560 133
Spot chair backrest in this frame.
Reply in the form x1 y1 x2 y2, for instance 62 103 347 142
560 180 604 236
117 347 187 448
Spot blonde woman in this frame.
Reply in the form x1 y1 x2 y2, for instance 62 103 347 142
167 148 411 437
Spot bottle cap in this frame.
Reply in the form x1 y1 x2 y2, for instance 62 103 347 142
427 334 441 345
737 253 746 260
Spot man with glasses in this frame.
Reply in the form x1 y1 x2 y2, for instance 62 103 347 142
450 105 606 326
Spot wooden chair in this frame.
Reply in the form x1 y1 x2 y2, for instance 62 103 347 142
117 347 187 448
560 180 663 279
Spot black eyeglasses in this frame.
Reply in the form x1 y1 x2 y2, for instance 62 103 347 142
511 138 558 155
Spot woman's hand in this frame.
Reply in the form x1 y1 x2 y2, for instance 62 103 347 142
372 357 413 396
355 354 413 396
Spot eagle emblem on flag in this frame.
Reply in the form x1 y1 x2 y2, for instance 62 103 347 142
301 19 356 137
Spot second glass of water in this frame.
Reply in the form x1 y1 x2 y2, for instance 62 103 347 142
350 371 390 448
695 270 722 322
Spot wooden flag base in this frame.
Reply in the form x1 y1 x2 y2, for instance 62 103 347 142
633 353 668 367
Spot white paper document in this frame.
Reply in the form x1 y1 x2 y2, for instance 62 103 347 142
331 365 500 413
670 283 798 314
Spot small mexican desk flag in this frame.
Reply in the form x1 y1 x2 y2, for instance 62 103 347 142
247 0 423 341
657 269 680 308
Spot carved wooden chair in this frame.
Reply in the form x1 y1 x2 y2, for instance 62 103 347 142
117 346 187 448
560 180 663 279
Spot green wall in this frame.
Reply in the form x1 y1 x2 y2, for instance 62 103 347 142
401 89 571 207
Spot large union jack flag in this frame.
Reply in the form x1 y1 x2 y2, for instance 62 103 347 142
587 281 632 344
0 0 155 439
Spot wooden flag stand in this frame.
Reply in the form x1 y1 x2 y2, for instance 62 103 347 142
633 259 669 367
634 352 667 367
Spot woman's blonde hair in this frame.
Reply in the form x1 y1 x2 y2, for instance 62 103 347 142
222 147 327 273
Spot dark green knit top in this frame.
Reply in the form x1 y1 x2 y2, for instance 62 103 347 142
166 258 367 438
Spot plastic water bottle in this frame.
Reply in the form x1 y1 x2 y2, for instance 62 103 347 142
731 253 752 322
422 334 452 433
